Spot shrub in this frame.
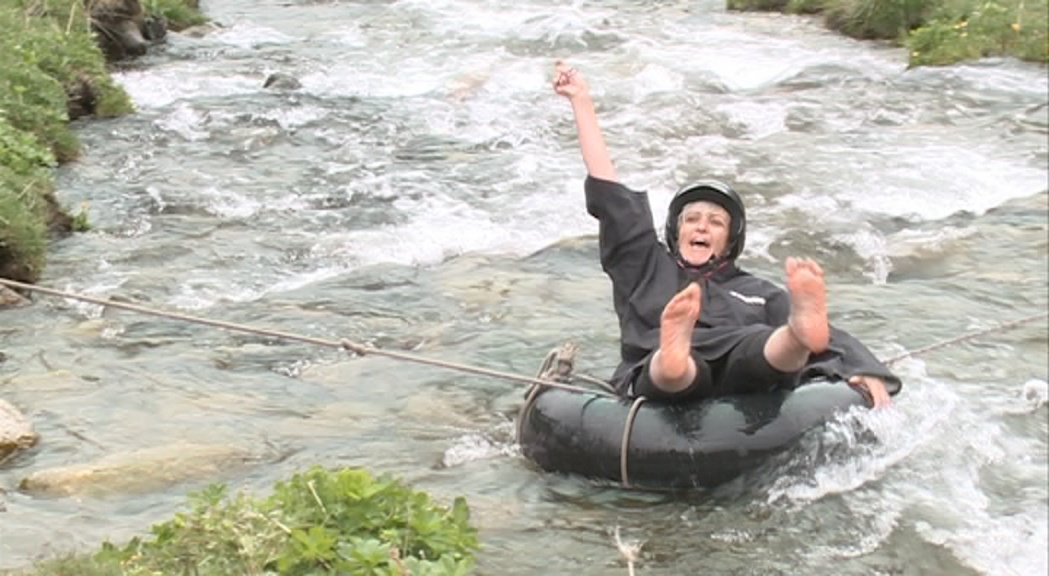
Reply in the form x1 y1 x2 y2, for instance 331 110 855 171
907 0 1048 65
0 117 52 281
729 0 1047 65
0 168 49 282
9 0 134 114
143 0 207 31
787 0 826 15
0 0 139 282
30 467 480 576
727 0 791 10
0 36 80 162
823 0 932 40
727 0 826 15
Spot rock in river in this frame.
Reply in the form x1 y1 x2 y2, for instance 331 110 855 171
1 399 38 464
19 442 260 497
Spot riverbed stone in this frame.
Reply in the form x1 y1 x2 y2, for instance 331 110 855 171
0 399 38 464
19 442 258 498
0 286 30 309
4 370 83 393
179 21 223 38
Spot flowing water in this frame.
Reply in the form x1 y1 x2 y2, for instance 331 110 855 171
2 0 1047 573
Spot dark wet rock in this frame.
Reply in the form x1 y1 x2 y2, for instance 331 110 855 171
65 73 100 121
142 14 168 42
1 399 38 465
263 73 302 91
90 0 167 61
43 192 74 236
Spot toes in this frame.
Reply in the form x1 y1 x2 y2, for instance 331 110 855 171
786 257 825 279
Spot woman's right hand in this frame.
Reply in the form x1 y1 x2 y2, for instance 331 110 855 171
551 59 616 181
552 60 589 100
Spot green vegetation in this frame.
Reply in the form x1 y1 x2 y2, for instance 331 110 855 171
0 0 205 283
25 467 479 576
144 0 207 31
727 0 1048 66
0 0 121 282
907 0 1047 65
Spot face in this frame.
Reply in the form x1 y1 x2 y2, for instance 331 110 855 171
676 201 731 266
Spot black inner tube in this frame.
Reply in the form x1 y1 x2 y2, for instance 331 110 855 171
518 380 868 489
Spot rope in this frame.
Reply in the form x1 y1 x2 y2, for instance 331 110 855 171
4 277 1043 393
516 348 559 443
619 396 647 489
572 372 618 394
883 312 1048 367
0 278 617 398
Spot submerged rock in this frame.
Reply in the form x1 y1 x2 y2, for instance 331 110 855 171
19 442 260 497
263 73 302 91
0 399 38 464
5 370 83 393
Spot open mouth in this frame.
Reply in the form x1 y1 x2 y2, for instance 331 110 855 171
689 239 710 248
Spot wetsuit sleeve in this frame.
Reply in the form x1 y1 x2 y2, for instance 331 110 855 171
800 328 903 396
584 176 660 296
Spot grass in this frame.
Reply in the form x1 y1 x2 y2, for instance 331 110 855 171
728 0 1048 65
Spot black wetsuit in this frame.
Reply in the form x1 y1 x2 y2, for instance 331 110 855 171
585 176 901 401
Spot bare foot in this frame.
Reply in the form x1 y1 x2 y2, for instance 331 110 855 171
785 257 830 354
654 283 701 384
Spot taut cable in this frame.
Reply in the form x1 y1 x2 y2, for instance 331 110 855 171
3 278 1045 385
0 278 616 397
883 312 1047 366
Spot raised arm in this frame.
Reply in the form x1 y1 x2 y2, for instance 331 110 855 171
552 61 617 182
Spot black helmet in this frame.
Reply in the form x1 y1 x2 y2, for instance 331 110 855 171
664 180 746 262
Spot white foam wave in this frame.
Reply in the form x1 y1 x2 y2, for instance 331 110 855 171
252 105 330 130
766 398 931 505
209 22 297 49
441 432 517 468
715 100 789 140
116 67 262 109
153 102 210 141
768 372 1048 575
843 143 1047 220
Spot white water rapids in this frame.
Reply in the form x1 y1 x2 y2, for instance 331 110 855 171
1 1 1046 574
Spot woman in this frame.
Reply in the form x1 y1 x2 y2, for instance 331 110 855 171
552 61 898 406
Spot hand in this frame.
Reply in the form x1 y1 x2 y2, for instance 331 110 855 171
848 375 892 408
552 60 589 100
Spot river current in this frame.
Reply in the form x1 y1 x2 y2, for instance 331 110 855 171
1 0 1047 574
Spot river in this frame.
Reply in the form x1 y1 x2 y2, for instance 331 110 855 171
1 0 1047 574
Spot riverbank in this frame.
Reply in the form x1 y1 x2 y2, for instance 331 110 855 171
0 0 204 285
727 0 1048 66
